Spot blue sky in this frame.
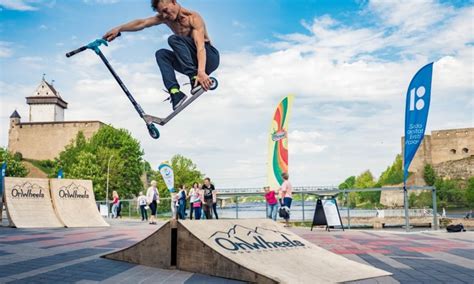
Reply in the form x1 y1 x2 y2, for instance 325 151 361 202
1 0 473 187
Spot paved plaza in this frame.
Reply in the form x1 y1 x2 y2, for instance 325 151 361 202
0 219 472 283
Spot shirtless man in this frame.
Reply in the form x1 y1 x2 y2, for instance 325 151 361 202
103 0 220 110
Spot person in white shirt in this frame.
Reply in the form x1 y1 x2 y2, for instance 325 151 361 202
137 192 148 221
146 180 160 225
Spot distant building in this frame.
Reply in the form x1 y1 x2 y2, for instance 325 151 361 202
402 128 473 181
380 127 473 207
8 78 104 161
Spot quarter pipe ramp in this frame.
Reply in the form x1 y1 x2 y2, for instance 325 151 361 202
4 177 64 228
50 179 109 227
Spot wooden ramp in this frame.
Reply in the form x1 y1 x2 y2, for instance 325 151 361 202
103 219 391 283
50 179 109 227
4 177 64 228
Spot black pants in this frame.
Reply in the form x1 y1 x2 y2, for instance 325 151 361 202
203 199 213 219
140 205 148 221
149 200 157 216
212 202 219 219
189 202 194 220
155 35 220 90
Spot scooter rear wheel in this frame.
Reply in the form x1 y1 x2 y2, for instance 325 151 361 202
147 124 160 139
209 77 218 90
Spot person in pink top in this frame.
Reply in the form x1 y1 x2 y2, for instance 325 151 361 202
279 172 293 226
264 186 278 221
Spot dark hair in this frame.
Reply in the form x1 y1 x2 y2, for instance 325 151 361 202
193 182 199 187
204 177 211 182
151 0 170 12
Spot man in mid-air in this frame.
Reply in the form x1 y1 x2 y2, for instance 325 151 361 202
103 0 220 110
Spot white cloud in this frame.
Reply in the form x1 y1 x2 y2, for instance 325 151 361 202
83 0 119 4
0 41 13 58
0 0 55 11
1 0 472 188
0 0 37 11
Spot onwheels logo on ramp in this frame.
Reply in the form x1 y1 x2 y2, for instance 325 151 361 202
57 183 90 199
10 182 46 199
209 225 307 254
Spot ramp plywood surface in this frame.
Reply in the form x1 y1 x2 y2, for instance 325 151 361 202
178 219 391 283
103 221 172 268
4 177 64 228
50 179 109 227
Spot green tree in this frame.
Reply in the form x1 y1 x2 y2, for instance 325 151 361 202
423 164 436 186
55 126 145 200
355 170 379 204
435 178 465 208
379 154 404 186
171 154 204 188
339 176 356 189
466 177 474 208
149 154 205 199
0 148 29 177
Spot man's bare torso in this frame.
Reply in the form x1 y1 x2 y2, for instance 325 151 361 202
159 10 210 42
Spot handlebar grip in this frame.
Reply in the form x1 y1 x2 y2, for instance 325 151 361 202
66 46 87 58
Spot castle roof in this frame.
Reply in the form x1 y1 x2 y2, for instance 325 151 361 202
10 110 21 118
26 78 68 109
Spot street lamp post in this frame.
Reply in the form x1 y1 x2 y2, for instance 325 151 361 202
106 155 114 218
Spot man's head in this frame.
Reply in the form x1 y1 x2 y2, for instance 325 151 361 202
204 177 211 186
151 180 157 186
152 0 180 21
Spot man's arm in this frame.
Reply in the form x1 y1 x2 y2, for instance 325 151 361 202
191 14 212 90
103 15 164 42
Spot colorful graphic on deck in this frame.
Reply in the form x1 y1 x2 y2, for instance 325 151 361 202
267 96 294 189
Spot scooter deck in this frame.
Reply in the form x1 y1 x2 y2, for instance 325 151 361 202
144 87 207 126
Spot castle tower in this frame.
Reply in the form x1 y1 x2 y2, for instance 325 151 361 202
10 110 21 127
26 78 68 122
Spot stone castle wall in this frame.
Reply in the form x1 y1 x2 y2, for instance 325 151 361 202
8 121 103 160
403 127 473 177
430 128 473 165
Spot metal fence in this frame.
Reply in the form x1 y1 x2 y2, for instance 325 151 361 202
97 185 439 230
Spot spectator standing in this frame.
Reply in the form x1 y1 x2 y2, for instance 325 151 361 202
202 178 215 219
111 191 120 218
178 185 187 220
279 172 293 227
189 183 202 220
146 180 160 225
264 186 278 221
137 191 148 221
188 183 200 220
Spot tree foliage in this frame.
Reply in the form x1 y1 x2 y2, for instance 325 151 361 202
423 164 436 186
339 176 355 189
0 148 29 177
54 126 144 200
149 154 204 199
466 177 474 208
378 154 404 186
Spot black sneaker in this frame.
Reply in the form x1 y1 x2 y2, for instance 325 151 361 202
170 91 187 110
189 76 202 95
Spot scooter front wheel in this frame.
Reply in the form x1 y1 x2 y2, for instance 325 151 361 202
209 77 218 90
147 124 160 139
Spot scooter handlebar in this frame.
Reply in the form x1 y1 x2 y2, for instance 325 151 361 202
66 33 121 58
66 46 87 58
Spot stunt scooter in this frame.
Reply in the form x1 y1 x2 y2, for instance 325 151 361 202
66 37 218 139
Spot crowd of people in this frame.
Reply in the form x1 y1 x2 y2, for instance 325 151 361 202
113 172 293 226
135 177 219 224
